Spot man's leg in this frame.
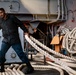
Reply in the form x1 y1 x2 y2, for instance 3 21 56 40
0 42 10 72
12 43 34 74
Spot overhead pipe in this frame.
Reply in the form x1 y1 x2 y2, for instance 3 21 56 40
64 0 68 20
61 0 64 20
47 0 61 24
48 0 68 24
47 0 50 19
28 0 66 23
61 0 67 20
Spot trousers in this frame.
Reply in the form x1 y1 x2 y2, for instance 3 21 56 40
0 41 29 64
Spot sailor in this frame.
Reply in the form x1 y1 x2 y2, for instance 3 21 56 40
0 8 34 74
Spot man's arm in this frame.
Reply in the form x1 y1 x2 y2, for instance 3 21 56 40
12 15 28 33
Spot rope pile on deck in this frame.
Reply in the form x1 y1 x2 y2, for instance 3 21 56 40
25 35 76 75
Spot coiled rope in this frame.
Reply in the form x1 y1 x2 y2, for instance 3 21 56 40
62 27 76 54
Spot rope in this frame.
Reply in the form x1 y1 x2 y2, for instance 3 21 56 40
30 35 76 61
25 35 76 75
62 27 76 53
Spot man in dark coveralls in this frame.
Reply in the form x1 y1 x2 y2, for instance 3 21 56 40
0 8 34 74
